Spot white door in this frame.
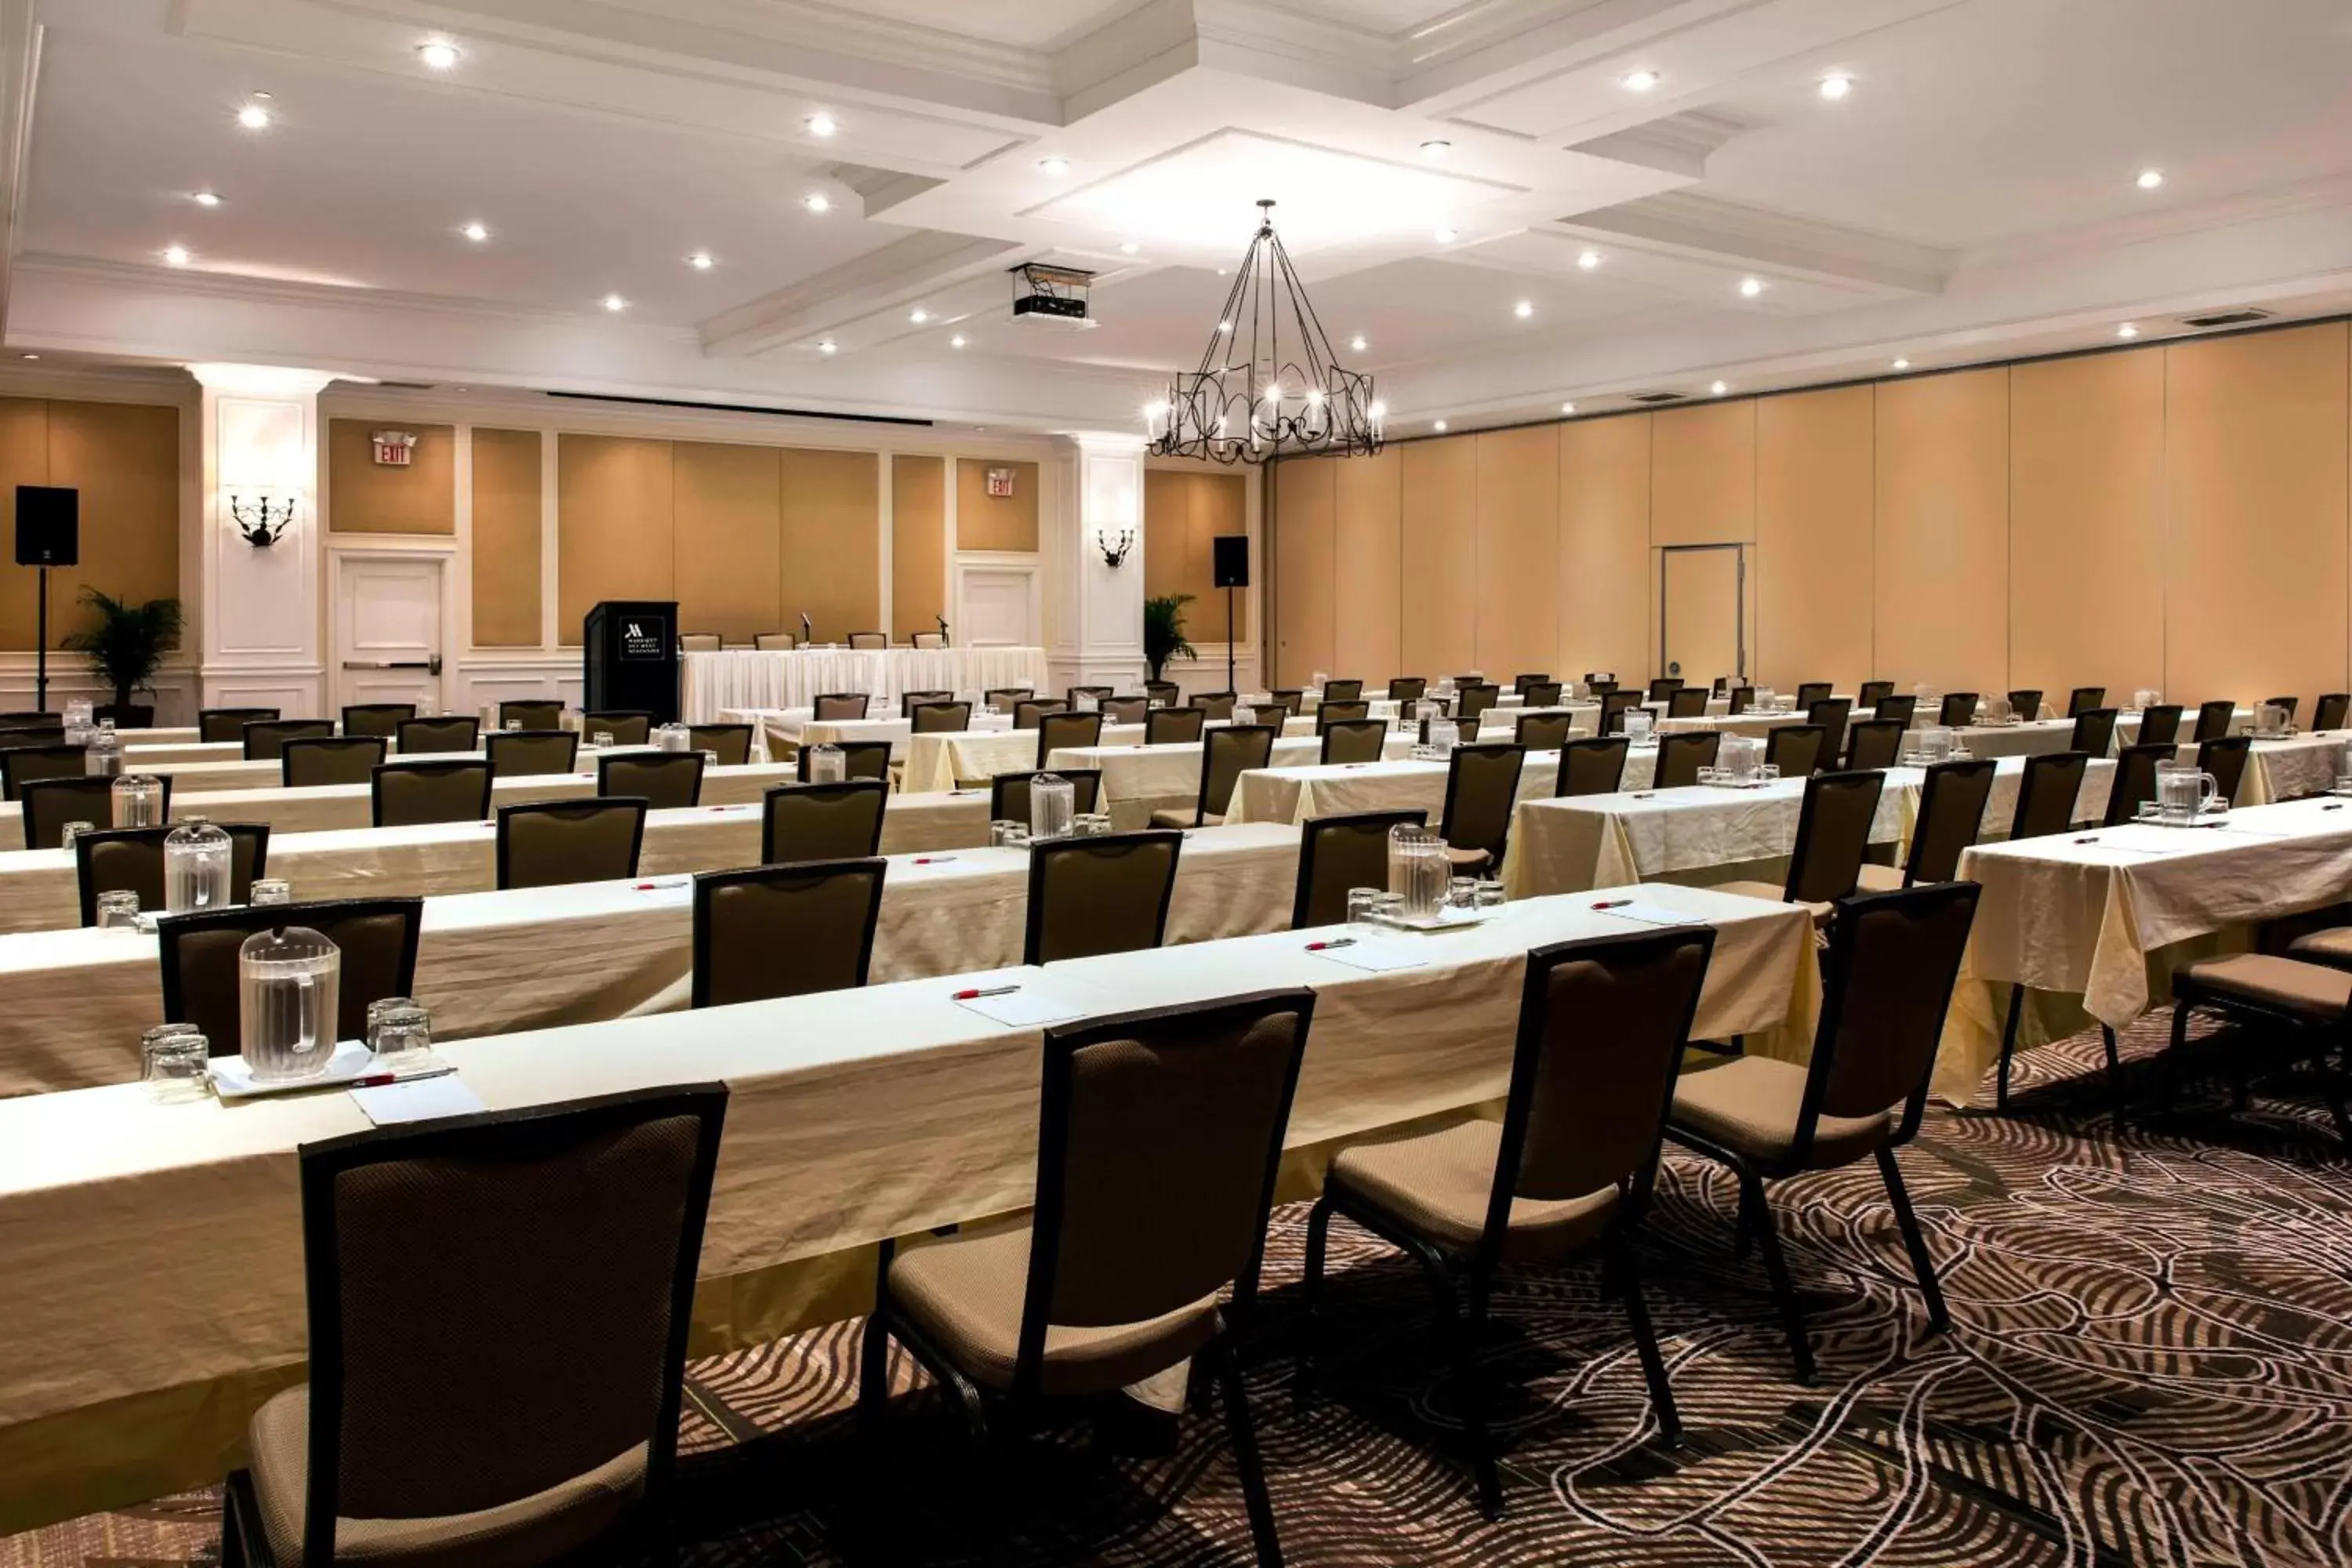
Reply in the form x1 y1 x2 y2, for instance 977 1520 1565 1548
333 555 447 716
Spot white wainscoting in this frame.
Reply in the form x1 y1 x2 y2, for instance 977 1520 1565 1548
455 655 584 720
953 558 1041 649
200 666 327 719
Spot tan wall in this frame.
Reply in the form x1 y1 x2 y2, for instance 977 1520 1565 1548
469 428 542 648
326 419 456 535
891 455 947 643
1269 321 2352 708
1144 467 1243 643
956 458 1038 553
673 441 782 647
0 396 181 651
556 435 673 646
780 448 881 644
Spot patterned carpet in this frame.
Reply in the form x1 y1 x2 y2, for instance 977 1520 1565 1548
10 1009 2352 1568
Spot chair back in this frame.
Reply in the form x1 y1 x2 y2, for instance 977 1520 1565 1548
1321 679 1363 703
1011 991 1313 1398
813 694 870 723
1193 724 1276 824
1648 677 1686 703
1903 758 1996 883
1141 681 1181 708
2068 706 2118 757
2193 699 2238 742
761 779 887 862
1783 770 1883 904
290 1086 725 1568
0 710 58 731
1319 719 1388 765
200 707 278 744
77 823 269 926
755 633 797 651
282 737 386 789
1387 677 1427 703
1145 707 1206 746
159 898 423 1052
2103 742 2174 826
2008 689 2045 720
1509 673 1550 697
2010 750 2089 839
487 730 579 778
2066 687 2105 718
1857 681 1894 709
0 742 86 800
907 700 971 735
1599 691 1642 735
1725 685 1753 714
990 769 1103 824
339 705 416 741
911 630 947 649
1036 711 1105 768
796 740 891 782
1192 692 1238 722
679 633 722 652
1011 699 1067 730
1290 809 1425 928
1936 692 1979 728
498 699 565 731
1439 743 1526 864
1795 883 1981 1155
1024 829 1184 964
2264 695 2299 721
688 724 753 767
1653 731 1719 788
1666 688 1708 718
1844 719 1905 771
896 690 952 716
2135 704 2183 745
372 760 492 827
1102 697 1150 724
1513 710 1573 750
495 798 648 889
847 631 888 650
599 752 704 810
1065 685 1115 709
396 717 480 755
245 720 336 760
23 775 143 849
1454 684 1500 730
1806 698 1851 764
1557 736 1628 796
582 712 652 746
1874 693 1916 727
984 687 1035 714
692 859 886 1006
1794 681 1832 708
1316 699 1371 727
2313 693 2350 731
2198 735 2251 804
1763 723 1824 779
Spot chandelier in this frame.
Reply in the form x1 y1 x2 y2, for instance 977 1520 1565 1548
1146 200 1383 464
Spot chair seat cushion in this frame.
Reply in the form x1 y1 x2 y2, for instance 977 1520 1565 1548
1671 1057 1893 1171
1443 845 1491 872
2287 926 2352 973
246 1387 645 1566
1329 1120 1617 1263
1712 880 1837 925
1149 809 1221 829
1853 862 1907 893
888 1225 1218 1398
2179 953 2352 1018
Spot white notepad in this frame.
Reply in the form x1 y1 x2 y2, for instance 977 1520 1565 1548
1310 941 1426 973
1592 901 1704 928
955 989 1087 1028
350 1075 488 1127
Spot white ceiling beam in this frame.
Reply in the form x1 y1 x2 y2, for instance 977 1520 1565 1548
699 231 1036 358
1565 191 1948 296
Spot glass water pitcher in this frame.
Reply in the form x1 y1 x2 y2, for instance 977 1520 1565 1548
84 728 122 778
1029 772 1075 840
238 925 342 1082
111 773 166 829
1388 823 1449 920
163 817 234 913
804 742 845 783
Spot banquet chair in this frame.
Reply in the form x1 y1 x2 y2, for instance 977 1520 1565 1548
1600 691 1642 735
200 706 278 744
761 779 888 862
1194 691 1239 722
76 823 269 927
1668 881 1980 1383
1584 676 1618 695
990 769 1104 825
1726 685 1755 715
899 689 953 715
339 703 415 741
1711 676 1730 695
1439 743 1526 874
1763 724 1825 779
1936 692 1979 728
1145 706 1207 746
0 742 86 800
755 632 797 651
1142 680 1182 708
1667 688 1709 718
814 693 871 722
1022 829 1185 964
1715 770 1884 921
1858 757 1997 891
2068 707 2118 757
691 859 886 1007
1514 710 1573 750
1520 681 1563 708
1388 677 1428 703
797 740 891 782
2198 735 2252 804
1320 718 1389 764
158 897 422 1053
2103 743 2174 826
2010 751 2089 840
1455 684 1501 733
2313 693 2350 731
2162 952 2352 1140
497 699 564 731
911 630 948 648
395 716 479 754
1844 719 1906 772
1795 681 1833 708
1654 731 1719 787
2135 704 2184 745
0 710 56 731
2265 695 2300 722
281 737 386 789
1036 710 1105 768
679 632 723 652
2066 687 2106 718
2008 689 2045 720
1874 693 1917 727
220 1085 727 1568
1305 924 1712 1514
1317 699 1371 728
860 991 1308 1566
486 730 579 779
689 724 753 767
1807 699 1852 765
1857 681 1895 710
243 719 336 761
1102 696 1150 724
1152 724 1276 829
984 686 1035 714
372 760 492 828
496 799 648 890
0 724 64 751
1323 679 1365 703
599 751 704 810
1557 737 1629 797
1511 673 1552 697
848 631 889 649
582 711 653 746
909 700 972 735
2193 699 2238 742
1011 699 1067 730
23 775 163 850
1648 677 1686 703
1291 810 1426 928
1066 685 1116 710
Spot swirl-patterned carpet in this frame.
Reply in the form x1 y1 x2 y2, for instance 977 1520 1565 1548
10 1009 2352 1567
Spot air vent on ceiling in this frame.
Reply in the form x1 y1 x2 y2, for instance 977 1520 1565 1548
374 380 437 390
1628 390 1686 404
2177 307 2273 329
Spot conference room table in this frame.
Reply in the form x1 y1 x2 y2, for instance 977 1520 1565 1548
96 742 655 796
732 706 1325 771
1932 718 2080 759
1224 747 1566 830
1046 733 1421 828
2192 731 2347 803
899 717 1328 794
2113 706 2256 744
0 879 1817 1529
0 822 1314 1098
681 645 1049 724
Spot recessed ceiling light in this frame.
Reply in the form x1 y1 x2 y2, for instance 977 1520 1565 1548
817 339 838 354
1119 241 1138 255
236 101 272 130
1420 139 1451 157
1620 68 1661 91
909 308 930 324
162 245 191 267
1817 73 1853 100
1739 276 1764 298
2116 322 2139 339
687 252 714 270
1892 358 1911 370
460 221 489 242
1560 401 1576 414
20 353 38 361
1433 419 1449 431
1513 299 1534 318
1711 380 1729 396
416 40 461 71
1434 226 1457 243
806 113 838 138
2136 168 2165 191
601 293 627 312
1037 156 1070 176
1577 249 1602 270
1349 335 1367 352
949 334 967 349
801 193 831 214
191 191 223 208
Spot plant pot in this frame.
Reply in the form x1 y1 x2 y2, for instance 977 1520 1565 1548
96 704 154 728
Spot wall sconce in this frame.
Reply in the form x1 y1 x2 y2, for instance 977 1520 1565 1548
1094 525 1136 568
227 488 297 547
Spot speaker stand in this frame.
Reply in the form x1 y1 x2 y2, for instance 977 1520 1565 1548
1225 583 1236 696
33 565 48 713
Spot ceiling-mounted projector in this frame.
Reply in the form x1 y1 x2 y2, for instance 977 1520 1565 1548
1011 262 1098 328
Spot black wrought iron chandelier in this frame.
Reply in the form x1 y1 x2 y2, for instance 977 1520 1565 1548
1146 200 1382 464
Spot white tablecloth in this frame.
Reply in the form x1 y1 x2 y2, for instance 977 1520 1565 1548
2114 706 2256 745
104 745 635 797
0 880 1815 1527
1046 734 1422 828
1940 719 2079 759
682 646 1047 724
2170 732 2344 804
1225 750 1566 829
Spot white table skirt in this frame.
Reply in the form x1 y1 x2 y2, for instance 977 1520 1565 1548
1940 720 2079 759
1225 749 1566 829
2217 733 2348 803
682 646 1048 724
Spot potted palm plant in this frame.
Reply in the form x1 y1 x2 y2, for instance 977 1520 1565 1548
61 587 183 728
1144 593 1197 683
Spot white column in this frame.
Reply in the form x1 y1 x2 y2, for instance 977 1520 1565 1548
1047 431 1148 694
189 363 336 715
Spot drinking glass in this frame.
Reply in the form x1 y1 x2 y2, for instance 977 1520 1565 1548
702 750 721 771
60 820 95 850
140 1024 210 1104
1445 876 1479 912
591 731 616 750
1759 763 1781 782
1346 887 1381 933
368 1002 432 1065
1073 811 1112 837
1473 879 1507 910
250 878 292 906
989 818 1025 847
96 890 140 927
505 719 523 731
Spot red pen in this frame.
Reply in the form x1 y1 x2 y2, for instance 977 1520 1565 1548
1592 898 1633 909
953 984 1020 1000
350 1067 454 1089
913 855 956 865
1305 938 1356 952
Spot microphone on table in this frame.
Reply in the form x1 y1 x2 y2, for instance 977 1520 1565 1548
800 611 813 645
935 613 949 646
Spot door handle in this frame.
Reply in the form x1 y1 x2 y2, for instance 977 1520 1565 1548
341 659 438 671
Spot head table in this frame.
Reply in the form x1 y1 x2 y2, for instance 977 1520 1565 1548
681 645 1049 725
